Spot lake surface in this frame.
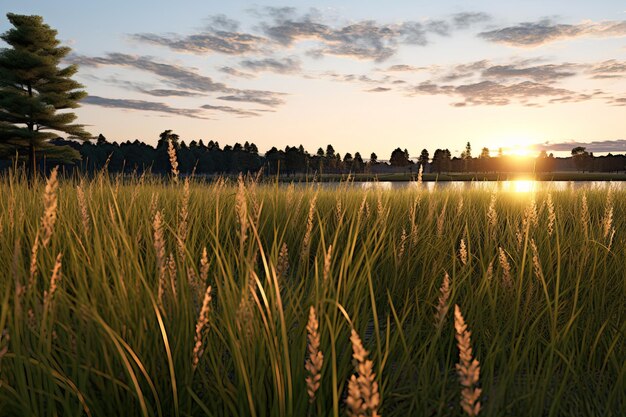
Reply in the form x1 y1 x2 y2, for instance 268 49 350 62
312 180 622 193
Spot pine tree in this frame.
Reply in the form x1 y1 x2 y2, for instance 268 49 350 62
0 13 90 176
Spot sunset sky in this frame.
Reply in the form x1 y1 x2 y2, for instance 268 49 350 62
2 0 626 158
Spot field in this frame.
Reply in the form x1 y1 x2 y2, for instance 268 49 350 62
0 169 624 417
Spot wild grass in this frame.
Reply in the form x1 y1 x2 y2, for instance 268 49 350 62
0 168 624 417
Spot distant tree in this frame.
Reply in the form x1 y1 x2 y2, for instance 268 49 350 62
96 133 108 145
418 149 429 169
343 152 353 172
571 146 591 172
431 148 452 173
479 147 490 159
325 144 335 158
390 147 409 167
0 13 90 177
369 152 378 164
353 152 364 173
316 147 324 157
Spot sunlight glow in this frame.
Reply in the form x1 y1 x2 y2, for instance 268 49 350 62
503 179 537 194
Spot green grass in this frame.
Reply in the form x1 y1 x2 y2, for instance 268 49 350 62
0 169 624 417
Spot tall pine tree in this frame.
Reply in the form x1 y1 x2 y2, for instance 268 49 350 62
0 13 90 176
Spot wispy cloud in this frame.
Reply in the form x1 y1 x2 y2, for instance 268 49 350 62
217 90 287 107
218 66 256 78
479 19 626 47
452 12 491 29
200 104 261 117
239 56 301 73
82 96 208 118
365 87 391 93
538 139 626 152
407 79 589 107
69 53 230 93
70 53 288 108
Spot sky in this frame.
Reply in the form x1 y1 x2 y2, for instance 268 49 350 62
2 0 626 158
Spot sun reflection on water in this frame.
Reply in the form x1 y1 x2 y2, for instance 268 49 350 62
506 180 537 194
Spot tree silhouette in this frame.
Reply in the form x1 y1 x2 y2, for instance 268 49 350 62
0 13 90 177
571 146 591 172
390 148 409 167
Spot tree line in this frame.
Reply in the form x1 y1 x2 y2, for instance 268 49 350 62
3 134 625 176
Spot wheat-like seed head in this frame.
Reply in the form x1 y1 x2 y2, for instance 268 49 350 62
454 304 482 417
192 284 212 370
235 175 249 246
40 167 59 248
376 190 384 218
459 239 467 266
457 196 464 217
276 242 290 279
43 253 63 311
200 247 209 283
434 272 451 331
335 196 343 223
167 253 177 298
522 198 538 230
305 306 324 402
28 235 40 290
177 178 190 259
153 211 167 307
77 182 90 235
530 239 544 281
581 193 589 237
498 247 512 288
347 329 380 417
323 244 333 282
417 164 423 185
167 139 179 184
397 228 407 261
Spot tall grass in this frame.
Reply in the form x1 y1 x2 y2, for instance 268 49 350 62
0 168 624 416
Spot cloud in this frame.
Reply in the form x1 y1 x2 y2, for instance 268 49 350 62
452 12 491 29
130 14 266 55
239 57 301 73
482 63 579 82
69 53 230 93
138 89 205 97
365 87 391 93
479 19 626 47
131 32 266 55
588 60 626 79
82 96 208 118
538 139 626 152
200 104 261 117
205 14 240 32
217 90 287 107
219 66 256 78
70 53 287 107
382 64 428 72
406 79 589 106
258 8 454 61
439 60 489 81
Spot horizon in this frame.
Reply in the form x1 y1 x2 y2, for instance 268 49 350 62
2 0 626 157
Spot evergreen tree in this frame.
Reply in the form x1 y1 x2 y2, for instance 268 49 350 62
0 13 90 176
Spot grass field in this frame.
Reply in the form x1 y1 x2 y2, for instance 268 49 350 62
0 168 624 417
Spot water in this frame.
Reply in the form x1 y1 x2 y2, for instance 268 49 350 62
312 180 622 193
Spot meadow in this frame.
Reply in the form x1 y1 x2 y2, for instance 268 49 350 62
0 167 624 417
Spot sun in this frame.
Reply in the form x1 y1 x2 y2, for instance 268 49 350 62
501 136 535 157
